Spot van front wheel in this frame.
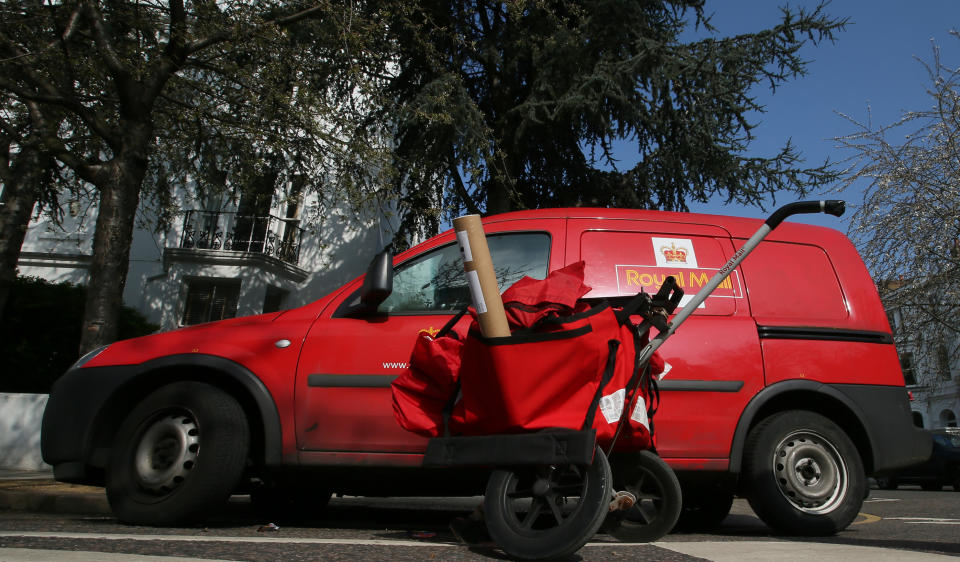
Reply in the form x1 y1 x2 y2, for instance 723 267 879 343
106 382 250 526
742 410 865 536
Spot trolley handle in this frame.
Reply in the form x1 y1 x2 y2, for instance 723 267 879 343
652 276 684 314
765 200 845 229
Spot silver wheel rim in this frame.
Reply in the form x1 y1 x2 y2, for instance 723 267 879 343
133 412 200 494
772 430 847 514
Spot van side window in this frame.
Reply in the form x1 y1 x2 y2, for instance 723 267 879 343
741 242 847 323
380 233 550 314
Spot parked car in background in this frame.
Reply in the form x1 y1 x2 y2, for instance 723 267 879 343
875 428 960 491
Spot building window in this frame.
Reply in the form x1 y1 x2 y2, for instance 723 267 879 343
937 344 952 381
263 286 288 314
912 412 924 428
182 279 241 326
940 409 957 428
899 351 916 386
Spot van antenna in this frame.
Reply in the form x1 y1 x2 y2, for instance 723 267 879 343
378 214 385 250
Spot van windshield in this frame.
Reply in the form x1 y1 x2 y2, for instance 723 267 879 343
381 232 550 314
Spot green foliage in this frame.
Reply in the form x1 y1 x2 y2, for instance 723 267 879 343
0 276 159 393
377 0 848 243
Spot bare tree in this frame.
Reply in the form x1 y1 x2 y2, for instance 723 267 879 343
835 31 960 390
0 1 389 354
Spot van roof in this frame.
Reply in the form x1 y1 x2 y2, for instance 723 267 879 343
480 207 847 243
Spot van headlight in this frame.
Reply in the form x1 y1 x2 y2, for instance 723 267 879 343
72 345 109 369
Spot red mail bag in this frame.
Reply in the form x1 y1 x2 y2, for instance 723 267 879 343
451 301 659 450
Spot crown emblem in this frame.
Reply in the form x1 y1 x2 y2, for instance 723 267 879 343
660 243 687 263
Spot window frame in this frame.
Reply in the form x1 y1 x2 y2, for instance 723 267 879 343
335 231 552 318
181 277 242 326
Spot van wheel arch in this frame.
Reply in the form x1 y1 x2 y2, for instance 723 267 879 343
730 383 874 477
88 356 282 478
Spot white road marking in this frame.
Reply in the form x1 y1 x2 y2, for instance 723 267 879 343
653 540 960 560
885 517 960 525
0 531 459 547
1 531 958 560
0 548 233 562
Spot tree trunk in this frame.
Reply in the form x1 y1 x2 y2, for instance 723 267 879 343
0 152 44 317
486 180 511 215
78 154 145 355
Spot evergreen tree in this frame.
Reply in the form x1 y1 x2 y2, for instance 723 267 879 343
379 1 846 241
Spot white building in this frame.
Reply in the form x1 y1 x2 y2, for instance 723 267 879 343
889 309 960 429
16 181 391 331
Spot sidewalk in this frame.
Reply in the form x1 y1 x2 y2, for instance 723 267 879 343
0 469 109 516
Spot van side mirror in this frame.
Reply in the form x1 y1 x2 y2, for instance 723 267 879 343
360 249 393 310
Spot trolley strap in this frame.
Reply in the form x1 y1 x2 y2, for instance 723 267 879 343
582 339 620 431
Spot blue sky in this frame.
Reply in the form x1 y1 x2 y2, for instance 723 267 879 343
661 0 960 230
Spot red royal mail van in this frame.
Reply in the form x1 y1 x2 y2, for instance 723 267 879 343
42 207 931 535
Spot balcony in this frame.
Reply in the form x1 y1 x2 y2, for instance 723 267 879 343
178 210 305 266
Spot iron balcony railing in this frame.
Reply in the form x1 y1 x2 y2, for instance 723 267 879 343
178 210 305 266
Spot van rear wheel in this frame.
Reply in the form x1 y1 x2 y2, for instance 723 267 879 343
742 410 865 536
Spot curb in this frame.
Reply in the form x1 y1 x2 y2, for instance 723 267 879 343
0 480 110 516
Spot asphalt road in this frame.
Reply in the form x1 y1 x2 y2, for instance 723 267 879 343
0 488 958 561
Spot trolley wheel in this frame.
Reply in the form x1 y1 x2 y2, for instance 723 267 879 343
484 446 612 560
604 450 682 542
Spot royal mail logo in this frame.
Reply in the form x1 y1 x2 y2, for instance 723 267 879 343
652 237 698 268
614 265 743 303
660 242 688 264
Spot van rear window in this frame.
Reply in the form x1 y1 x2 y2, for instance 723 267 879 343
741 241 847 323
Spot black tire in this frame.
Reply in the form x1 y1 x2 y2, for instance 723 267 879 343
675 491 734 532
604 450 682 541
742 410 865 536
250 483 332 522
106 382 250 526
484 446 612 560
921 482 943 491
875 476 898 490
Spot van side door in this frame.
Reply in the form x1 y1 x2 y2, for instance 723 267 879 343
295 222 564 458
566 218 764 470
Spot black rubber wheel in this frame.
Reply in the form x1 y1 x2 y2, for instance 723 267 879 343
875 476 898 490
604 450 682 542
250 483 332 522
484 446 612 560
106 382 250 526
921 482 944 491
675 491 734 532
742 410 865 536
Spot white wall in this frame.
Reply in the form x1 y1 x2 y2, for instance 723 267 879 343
0 394 50 471
15 181 396 328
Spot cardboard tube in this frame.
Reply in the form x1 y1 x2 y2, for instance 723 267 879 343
453 214 511 337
